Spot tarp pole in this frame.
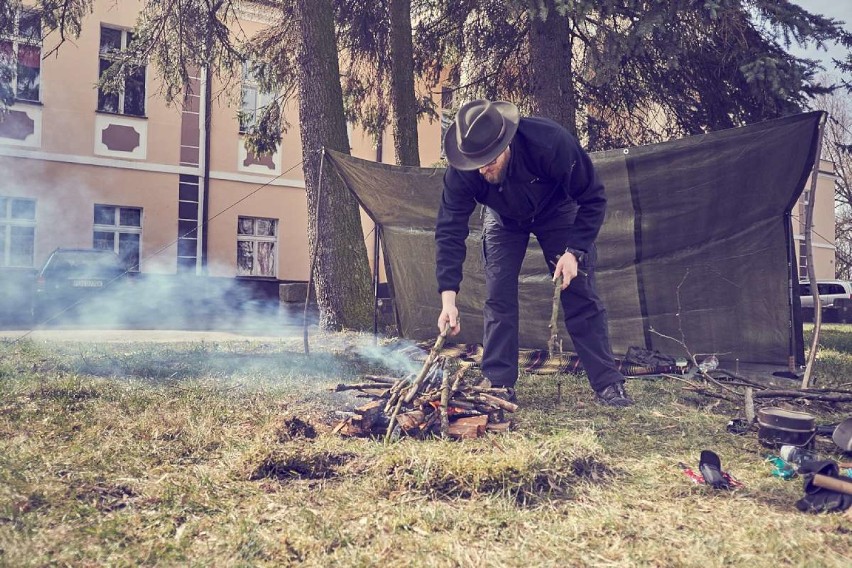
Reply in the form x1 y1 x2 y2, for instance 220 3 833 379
802 113 828 389
304 148 326 355
372 223 381 339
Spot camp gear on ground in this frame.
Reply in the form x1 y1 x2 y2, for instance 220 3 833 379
699 450 731 489
766 455 797 480
832 417 852 452
795 460 852 513
779 445 819 467
757 407 816 448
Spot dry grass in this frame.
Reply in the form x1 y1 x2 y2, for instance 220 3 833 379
0 329 850 567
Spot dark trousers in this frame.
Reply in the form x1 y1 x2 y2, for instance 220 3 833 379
481 206 624 391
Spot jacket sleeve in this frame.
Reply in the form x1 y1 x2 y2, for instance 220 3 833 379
542 132 606 253
435 168 478 294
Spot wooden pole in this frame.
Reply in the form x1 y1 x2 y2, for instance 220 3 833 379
802 113 827 389
439 368 451 437
303 149 325 355
548 275 563 355
549 275 563 404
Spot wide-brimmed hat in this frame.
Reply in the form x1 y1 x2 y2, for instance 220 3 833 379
444 99 520 171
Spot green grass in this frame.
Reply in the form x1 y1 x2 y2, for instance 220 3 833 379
0 329 850 567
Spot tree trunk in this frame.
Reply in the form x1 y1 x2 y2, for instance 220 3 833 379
295 0 374 330
527 0 576 135
388 0 420 166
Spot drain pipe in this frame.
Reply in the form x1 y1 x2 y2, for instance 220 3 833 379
199 63 212 272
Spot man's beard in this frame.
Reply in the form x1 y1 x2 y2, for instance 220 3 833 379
481 162 508 184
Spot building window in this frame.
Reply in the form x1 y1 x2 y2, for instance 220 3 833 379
97 26 146 117
237 216 277 277
0 8 42 102
0 196 36 267
239 62 275 133
93 204 142 271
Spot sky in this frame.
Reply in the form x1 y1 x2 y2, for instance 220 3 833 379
789 0 852 79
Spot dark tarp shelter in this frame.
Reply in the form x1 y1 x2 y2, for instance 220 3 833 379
326 112 824 368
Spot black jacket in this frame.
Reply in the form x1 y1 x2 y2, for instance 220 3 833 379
435 116 606 294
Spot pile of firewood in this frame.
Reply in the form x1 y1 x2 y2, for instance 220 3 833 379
331 356 515 441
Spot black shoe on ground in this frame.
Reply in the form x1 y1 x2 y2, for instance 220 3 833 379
595 381 634 407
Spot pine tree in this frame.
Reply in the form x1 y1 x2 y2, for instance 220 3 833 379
415 0 852 149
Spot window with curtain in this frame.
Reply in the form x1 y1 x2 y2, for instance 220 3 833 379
236 216 277 277
0 8 42 102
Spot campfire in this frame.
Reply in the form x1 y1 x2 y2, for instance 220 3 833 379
331 356 515 441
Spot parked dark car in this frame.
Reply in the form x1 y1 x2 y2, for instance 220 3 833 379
32 248 135 325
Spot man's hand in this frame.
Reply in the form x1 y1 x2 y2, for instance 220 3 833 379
553 252 579 290
438 290 461 336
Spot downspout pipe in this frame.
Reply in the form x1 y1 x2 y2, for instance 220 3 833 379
200 63 212 272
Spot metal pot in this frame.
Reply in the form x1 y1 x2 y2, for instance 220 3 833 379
757 407 816 448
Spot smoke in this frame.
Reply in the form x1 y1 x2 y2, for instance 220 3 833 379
350 337 420 375
0 152 320 334
21 268 318 333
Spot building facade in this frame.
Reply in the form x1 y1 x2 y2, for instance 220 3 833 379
0 1 442 322
793 158 838 281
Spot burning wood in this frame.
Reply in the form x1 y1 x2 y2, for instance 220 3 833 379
331 356 514 441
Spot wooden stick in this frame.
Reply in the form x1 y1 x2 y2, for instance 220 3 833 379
744 387 755 423
384 378 409 413
548 275 562 356
384 394 406 444
449 367 466 393
361 375 400 384
812 474 852 496
404 324 451 403
477 393 519 413
333 383 396 392
752 391 852 402
439 367 451 437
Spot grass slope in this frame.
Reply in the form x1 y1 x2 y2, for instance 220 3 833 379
0 328 850 567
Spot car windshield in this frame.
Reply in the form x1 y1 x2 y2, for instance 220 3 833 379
44 251 125 276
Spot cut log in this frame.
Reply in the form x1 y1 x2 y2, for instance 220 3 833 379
396 410 426 433
351 400 385 431
447 415 488 439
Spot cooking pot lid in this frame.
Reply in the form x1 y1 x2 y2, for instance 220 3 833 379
757 407 816 431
